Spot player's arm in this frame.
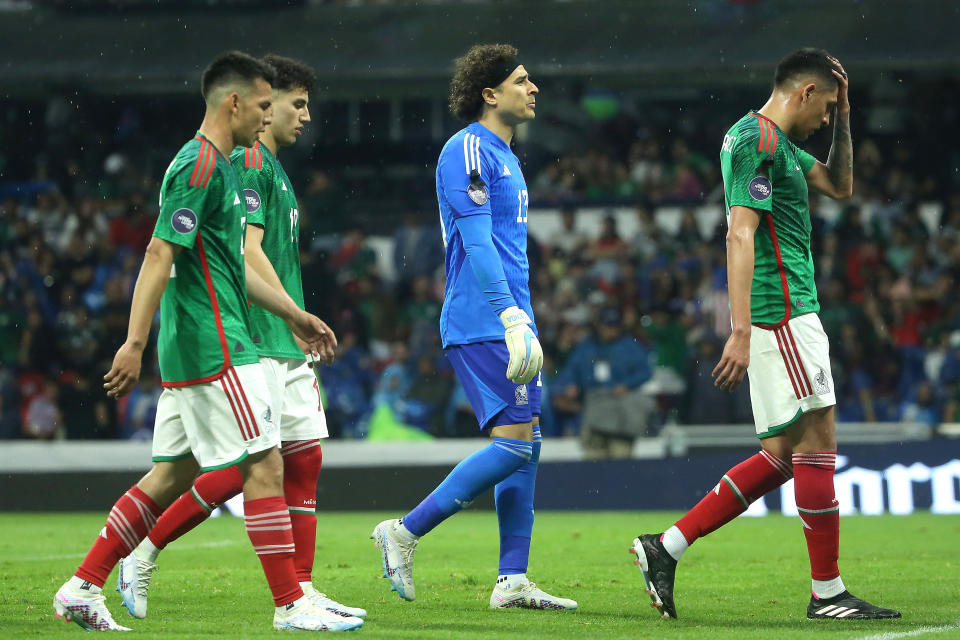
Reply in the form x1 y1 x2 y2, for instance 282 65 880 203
244 263 334 361
712 205 761 391
804 66 853 200
455 209 542 385
104 237 180 398
244 224 336 363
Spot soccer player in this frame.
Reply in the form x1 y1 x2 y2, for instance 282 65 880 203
371 44 576 611
631 48 900 621
52 51 361 632
114 54 365 625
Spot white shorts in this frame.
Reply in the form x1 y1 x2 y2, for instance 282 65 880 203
747 313 836 438
259 356 329 442
152 364 279 471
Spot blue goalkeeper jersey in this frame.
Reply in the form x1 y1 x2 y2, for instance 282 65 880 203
436 121 534 348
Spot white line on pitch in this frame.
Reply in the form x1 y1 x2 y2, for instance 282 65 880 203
9 539 241 562
854 622 960 640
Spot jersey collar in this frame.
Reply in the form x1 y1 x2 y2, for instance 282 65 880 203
467 121 511 152
749 111 785 134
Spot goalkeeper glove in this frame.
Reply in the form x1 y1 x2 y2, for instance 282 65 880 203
499 306 543 385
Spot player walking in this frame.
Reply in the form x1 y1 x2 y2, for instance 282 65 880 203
114 54 365 627
52 51 360 632
371 44 576 611
631 48 900 621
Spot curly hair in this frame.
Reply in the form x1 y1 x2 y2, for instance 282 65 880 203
448 43 520 122
262 54 316 94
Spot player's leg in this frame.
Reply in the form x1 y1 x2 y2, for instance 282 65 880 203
278 357 366 618
631 322 795 619
55 457 196 630
490 375 577 610
372 341 534 601
790 407 900 619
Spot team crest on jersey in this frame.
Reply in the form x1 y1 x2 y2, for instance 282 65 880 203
749 176 772 201
171 208 197 234
244 189 261 213
515 385 529 406
814 368 830 396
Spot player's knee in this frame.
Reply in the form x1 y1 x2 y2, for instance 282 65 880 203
241 447 284 493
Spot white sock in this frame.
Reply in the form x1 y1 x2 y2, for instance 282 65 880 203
497 573 528 590
395 520 419 542
812 576 845 600
135 537 160 563
68 575 102 595
299 581 315 596
660 526 689 561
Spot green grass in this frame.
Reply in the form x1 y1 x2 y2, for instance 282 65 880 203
1 511 958 639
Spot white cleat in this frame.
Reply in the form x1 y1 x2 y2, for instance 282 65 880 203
370 519 417 601
273 596 364 632
301 583 367 619
54 580 132 631
116 553 157 619
489 581 578 610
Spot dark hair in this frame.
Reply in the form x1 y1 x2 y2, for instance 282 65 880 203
448 43 520 122
262 54 317 94
200 50 276 101
774 48 842 90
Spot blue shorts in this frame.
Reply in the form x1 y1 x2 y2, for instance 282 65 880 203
446 340 542 430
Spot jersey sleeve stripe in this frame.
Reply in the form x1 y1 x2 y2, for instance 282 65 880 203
244 146 253 169
472 134 481 176
463 133 472 174
189 140 209 187
768 125 778 154
199 146 217 188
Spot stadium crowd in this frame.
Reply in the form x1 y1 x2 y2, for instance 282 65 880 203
2 86 959 442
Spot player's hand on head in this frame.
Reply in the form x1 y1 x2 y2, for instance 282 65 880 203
711 332 750 392
500 306 543 385
103 342 144 398
828 57 850 113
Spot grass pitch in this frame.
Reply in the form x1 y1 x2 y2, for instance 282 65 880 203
0 511 957 639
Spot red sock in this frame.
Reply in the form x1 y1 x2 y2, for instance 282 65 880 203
75 485 162 587
793 452 840 580
281 440 323 583
245 496 302 606
675 450 792 543
148 466 243 550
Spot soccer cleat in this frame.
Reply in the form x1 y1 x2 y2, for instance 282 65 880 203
631 533 678 619
807 590 901 619
489 581 578 610
273 595 364 632
301 582 367 618
371 519 418 601
54 581 132 631
116 552 157 619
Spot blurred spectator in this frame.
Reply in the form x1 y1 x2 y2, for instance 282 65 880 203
23 378 61 440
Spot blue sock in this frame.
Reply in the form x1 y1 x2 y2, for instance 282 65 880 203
494 426 541 574
402 437 532 537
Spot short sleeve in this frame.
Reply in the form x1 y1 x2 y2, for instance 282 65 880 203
437 132 494 220
796 146 818 175
726 129 774 213
238 164 274 227
154 163 215 249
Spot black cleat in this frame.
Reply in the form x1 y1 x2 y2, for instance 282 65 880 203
630 533 678 619
807 590 901 619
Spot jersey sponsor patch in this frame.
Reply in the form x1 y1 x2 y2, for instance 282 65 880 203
748 175 772 201
244 189 261 213
171 208 197 234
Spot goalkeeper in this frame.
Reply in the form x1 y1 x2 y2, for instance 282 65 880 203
371 43 576 611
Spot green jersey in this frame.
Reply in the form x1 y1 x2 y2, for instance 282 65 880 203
153 133 258 386
721 112 819 328
230 141 305 360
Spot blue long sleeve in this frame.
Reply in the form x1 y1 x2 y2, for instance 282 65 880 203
455 215 517 315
